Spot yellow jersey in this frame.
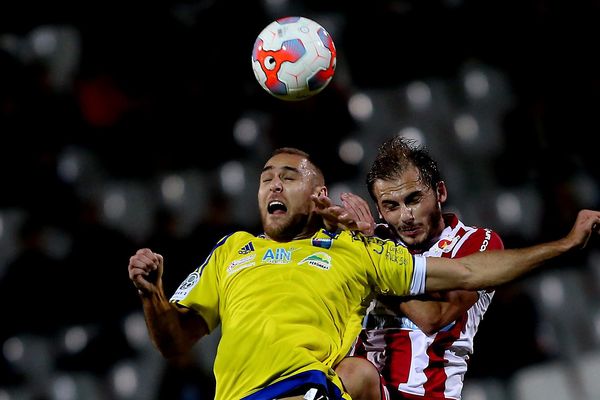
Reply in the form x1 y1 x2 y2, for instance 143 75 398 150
170 228 425 400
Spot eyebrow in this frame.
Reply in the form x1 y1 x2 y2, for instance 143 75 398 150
380 188 422 203
261 165 300 174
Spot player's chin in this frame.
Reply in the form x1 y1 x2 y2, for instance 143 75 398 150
398 231 425 245
264 215 287 230
264 223 290 241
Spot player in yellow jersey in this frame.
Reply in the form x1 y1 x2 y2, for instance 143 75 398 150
128 147 600 400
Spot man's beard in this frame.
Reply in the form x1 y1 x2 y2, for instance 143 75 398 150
399 208 444 252
264 213 311 242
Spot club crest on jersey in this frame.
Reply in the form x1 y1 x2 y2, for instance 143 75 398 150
238 242 255 255
299 252 331 270
171 272 200 301
312 237 332 249
437 236 460 253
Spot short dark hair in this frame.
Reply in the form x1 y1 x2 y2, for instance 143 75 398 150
271 147 325 184
366 136 442 201
272 147 312 159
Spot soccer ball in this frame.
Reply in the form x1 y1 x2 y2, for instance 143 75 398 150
251 16 336 101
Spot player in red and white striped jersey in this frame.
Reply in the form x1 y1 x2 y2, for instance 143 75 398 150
355 215 503 400
336 136 503 400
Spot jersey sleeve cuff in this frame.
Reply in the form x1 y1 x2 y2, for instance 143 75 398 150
410 255 427 295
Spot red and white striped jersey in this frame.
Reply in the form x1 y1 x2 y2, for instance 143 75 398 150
352 214 504 400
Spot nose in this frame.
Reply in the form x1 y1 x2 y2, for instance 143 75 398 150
400 204 414 222
270 178 283 192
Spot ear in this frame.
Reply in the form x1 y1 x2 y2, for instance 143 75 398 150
436 181 448 204
318 186 328 197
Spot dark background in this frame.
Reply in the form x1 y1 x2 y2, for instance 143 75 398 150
1 1 599 399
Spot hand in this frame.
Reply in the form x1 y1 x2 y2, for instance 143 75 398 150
312 192 375 235
566 209 600 249
340 192 376 236
128 248 164 295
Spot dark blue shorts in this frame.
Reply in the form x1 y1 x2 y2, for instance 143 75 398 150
241 370 344 400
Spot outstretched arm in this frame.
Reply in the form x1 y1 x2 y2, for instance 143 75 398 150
128 248 208 359
425 210 600 292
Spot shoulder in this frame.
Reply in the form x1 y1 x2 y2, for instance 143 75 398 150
456 226 504 256
213 231 258 250
226 230 257 240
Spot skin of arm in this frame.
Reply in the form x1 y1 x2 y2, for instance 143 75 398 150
128 248 209 360
425 209 599 291
396 291 478 335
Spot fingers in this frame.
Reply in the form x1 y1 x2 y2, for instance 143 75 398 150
311 193 333 209
585 210 600 247
341 193 375 234
572 210 600 249
313 192 376 235
128 248 161 283
341 193 372 216
579 210 600 234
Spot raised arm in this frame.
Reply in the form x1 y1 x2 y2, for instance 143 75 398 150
128 248 208 359
425 210 600 292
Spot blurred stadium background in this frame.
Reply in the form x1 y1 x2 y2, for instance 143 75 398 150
1 1 599 399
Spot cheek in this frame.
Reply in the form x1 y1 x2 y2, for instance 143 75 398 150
257 187 268 206
414 201 437 217
381 210 399 224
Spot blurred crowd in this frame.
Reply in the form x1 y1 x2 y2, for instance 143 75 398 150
1 1 599 399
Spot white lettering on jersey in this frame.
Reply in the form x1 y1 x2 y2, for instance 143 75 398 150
227 254 257 274
170 271 200 301
480 229 492 252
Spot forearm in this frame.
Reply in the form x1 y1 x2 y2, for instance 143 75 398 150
426 238 571 292
464 238 569 288
399 291 477 334
399 300 446 335
140 289 206 359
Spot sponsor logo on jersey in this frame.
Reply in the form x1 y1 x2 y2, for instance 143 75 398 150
437 236 460 253
227 254 256 274
299 252 332 270
238 242 255 255
262 247 295 264
480 229 492 252
312 237 332 249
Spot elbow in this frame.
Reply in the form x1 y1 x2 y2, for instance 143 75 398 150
454 268 478 291
155 341 191 361
457 264 493 291
418 315 449 336
420 323 441 336
152 335 194 360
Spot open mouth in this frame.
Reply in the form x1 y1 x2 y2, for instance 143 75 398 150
268 200 287 214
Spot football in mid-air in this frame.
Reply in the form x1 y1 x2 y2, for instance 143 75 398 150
251 16 336 101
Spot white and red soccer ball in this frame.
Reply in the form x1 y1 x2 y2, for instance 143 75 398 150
251 16 337 101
